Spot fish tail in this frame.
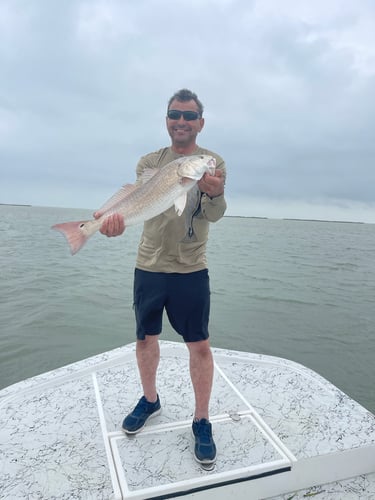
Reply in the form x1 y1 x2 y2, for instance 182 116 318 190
51 220 92 255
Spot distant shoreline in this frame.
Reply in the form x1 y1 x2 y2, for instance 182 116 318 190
224 215 365 224
0 203 32 207
282 217 364 224
0 204 367 224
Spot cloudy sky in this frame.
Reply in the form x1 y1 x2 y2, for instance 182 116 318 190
1 0 375 222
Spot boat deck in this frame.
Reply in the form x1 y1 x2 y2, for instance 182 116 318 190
1 341 375 499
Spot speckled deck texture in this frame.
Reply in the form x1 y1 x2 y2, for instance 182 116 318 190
1 341 375 499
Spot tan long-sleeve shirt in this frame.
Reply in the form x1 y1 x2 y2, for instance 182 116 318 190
135 146 227 273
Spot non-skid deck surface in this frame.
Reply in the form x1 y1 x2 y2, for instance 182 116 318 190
1 341 375 499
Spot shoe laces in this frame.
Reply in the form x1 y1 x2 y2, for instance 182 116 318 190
196 420 212 442
134 397 152 415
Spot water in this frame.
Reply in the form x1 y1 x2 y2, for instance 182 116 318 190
1 205 374 414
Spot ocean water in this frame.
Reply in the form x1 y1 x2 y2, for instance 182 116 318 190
1 205 374 414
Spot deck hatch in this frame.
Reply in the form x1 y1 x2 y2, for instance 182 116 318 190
110 413 292 499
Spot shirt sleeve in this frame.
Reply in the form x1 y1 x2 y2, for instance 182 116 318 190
200 193 227 222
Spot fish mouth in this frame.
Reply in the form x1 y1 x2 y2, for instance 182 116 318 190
207 157 216 174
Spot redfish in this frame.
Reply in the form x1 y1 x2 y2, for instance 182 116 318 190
52 155 216 255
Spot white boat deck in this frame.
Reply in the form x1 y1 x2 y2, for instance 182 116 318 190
1 341 375 499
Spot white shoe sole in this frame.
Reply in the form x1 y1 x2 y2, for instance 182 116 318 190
191 429 217 468
122 408 162 435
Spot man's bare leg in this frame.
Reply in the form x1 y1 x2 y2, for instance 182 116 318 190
122 335 161 434
136 334 160 403
186 339 214 419
187 338 216 465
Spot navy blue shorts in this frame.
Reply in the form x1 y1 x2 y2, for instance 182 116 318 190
133 268 210 342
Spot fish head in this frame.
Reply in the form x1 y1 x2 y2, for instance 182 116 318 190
177 155 216 181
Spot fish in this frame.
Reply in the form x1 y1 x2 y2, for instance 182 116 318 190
51 154 216 255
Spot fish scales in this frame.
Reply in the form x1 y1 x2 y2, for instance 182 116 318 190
51 155 216 255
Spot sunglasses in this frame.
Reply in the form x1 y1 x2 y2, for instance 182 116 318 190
167 109 201 121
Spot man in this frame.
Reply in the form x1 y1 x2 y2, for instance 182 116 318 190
98 89 226 466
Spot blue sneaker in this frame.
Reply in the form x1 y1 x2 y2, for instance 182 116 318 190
122 395 161 434
192 418 217 465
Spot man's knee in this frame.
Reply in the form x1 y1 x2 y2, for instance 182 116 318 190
187 339 211 357
136 334 159 349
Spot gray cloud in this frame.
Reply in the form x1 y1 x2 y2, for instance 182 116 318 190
1 0 375 221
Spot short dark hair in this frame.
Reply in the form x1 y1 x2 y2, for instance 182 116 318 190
167 89 204 117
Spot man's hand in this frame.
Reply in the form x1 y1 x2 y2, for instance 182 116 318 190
198 169 225 198
93 212 126 237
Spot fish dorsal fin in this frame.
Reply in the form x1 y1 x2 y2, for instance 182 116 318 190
97 184 138 214
174 193 187 216
140 168 158 185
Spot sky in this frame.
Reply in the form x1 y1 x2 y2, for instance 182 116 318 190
1 0 375 222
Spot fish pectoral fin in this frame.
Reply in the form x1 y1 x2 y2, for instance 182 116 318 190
174 193 187 216
97 184 138 213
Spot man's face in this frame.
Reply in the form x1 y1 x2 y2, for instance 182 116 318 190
166 99 204 147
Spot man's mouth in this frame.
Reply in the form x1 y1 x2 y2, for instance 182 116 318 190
173 127 190 132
